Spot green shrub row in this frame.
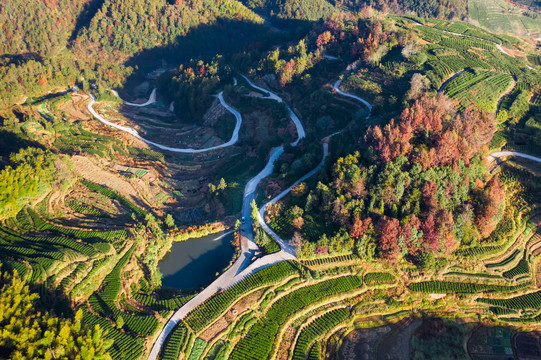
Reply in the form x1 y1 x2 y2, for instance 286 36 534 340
184 261 300 332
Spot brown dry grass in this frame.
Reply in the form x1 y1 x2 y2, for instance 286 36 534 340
276 327 297 360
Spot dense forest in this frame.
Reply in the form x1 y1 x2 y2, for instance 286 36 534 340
296 95 501 262
0 147 58 220
256 12 540 267
241 0 468 20
0 0 266 108
0 0 91 57
0 263 111 359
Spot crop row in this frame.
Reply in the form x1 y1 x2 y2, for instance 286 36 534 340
485 249 521 269
0 259 29 280
301 254 359 267
187 338 208 360
81 180 148 217
66 199 108 217
160 321 192 360
230 276 363 360
408 280 531 293
444 271 503 280
292 308 349 360
58 262 88 291
308 341 322 360
229 311 257 340
184 261 299 332
364 272 396 284
502 254 530 279
440 37 495 52
81 308 144 360
451 72 512 111
88 292 159 336
424 18 504 44
478 290 541 310
266 276 362 324
85 244 160 336
133 291 193 311
445 71 494 97
489 306 518 316
95 245 135 302
455 242 509 258
27 208 126 246
1 224 98 259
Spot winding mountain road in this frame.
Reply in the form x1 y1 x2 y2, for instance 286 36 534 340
147 76 361 360
241 75 306 146
111 88 158 107
88 92 242 153
144 67 541 360
489 151 541 164
147 73 374 359
146 77 308 360
333 79 372 119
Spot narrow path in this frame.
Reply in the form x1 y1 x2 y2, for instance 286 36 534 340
88 92 243 153
496 76 517 113
147 74 371 360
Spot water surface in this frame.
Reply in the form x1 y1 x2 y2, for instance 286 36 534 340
159 230 234 290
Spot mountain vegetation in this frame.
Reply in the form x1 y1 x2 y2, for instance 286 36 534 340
0 263 111 359
0 0 540 359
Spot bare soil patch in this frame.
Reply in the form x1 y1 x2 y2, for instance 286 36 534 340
340 324 392 360
377 319 422 360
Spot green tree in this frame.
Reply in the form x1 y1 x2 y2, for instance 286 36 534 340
116 315 125 329
165 214 175 228
0 265 111 359
217 178 227 191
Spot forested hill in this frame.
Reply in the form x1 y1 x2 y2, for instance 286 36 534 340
241 0 468 20
74 0 264 59
0 0 92 57
242 0 336 20
0 0 266 108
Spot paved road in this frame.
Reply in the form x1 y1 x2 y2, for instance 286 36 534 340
489 151 541 164
146 71 377 359
111 88 157 107
258 142 330 257
147 72 376 360
241 75 306 146
88 92 242 153
333 79 372 119
147 77 308 360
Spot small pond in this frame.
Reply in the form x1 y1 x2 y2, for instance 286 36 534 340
159 230 235 290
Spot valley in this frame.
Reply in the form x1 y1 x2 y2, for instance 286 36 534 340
0 1 541 360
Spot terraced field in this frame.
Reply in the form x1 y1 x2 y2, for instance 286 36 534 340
443 70 513 112
469 0 541 40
